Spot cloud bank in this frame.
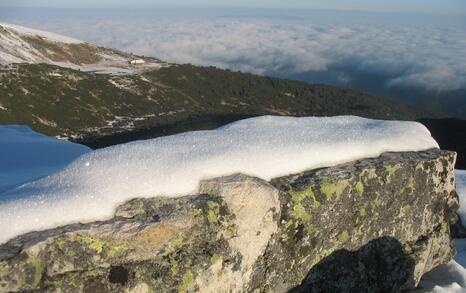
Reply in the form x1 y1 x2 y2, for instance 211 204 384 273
4 9 466 92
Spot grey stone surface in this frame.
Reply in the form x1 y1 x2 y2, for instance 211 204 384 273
0 149 458 293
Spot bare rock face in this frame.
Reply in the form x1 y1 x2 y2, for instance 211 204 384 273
0 149 458 293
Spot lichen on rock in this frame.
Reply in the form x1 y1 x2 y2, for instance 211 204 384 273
0 149 459 292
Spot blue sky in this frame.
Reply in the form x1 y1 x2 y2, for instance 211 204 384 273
2 0 466 15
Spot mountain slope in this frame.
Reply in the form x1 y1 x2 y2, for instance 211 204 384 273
0 22 167 74
0 22 441 143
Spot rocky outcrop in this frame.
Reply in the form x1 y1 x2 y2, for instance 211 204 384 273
0 149 458 293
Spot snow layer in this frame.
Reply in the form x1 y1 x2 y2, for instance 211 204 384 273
0 116 438 243
0 125 91 194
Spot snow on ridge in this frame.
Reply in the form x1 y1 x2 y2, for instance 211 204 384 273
0 22 83 44
0 115 439 244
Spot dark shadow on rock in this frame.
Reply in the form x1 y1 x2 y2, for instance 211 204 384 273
289 236 416 293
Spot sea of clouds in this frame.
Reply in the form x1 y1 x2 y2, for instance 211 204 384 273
1 7 466 93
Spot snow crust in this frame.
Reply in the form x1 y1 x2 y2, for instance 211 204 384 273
0 125 91 194
0 116 438 243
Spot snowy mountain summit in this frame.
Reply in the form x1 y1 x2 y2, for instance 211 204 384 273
0 22 167 74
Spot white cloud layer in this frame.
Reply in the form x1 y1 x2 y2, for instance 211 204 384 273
5 10 466 92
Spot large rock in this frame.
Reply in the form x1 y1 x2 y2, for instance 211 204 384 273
0 149 458 292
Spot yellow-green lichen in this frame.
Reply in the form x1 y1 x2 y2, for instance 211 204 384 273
171 235 185 248
371 199 382 210
108 244 129 258
355 181 364 195
337 231 350 243
284 219 295 230
440 221 449 233
416 162 425 171
210 253 222 265
26 252 42 288
206 188 218 197
224 222 236 239
179 271 194 293
400 177 415 194
320 180 348 201
290 187 320 209
207 201 220 223
77 234 106 254
19 274 27 286
66 250 77 257
171 263 178 277
358 204 368 218
407 177 415 191
384 164 401 178
65 272 79 288
85 270 99 278
361 168 377 179
401 205 412 216
56 236 69 248
193 208 203 217
290 203 312 224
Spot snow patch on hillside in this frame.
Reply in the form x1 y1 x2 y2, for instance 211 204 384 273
0 22 82 65
0 116 438 244
0 125 91 194
0 22 83 44
0 22 168 74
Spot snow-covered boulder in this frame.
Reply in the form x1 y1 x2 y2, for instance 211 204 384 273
0 116 439 244
0 149 458 292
